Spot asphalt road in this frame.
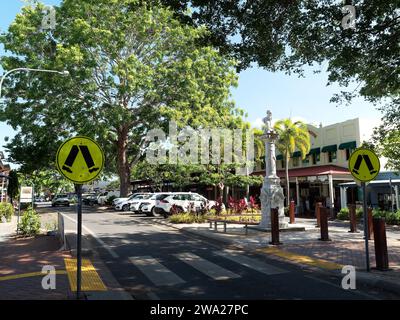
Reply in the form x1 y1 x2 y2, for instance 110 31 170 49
54 205 394 300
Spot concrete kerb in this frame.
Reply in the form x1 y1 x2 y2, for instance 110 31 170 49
152 218 400 296
59 212 133 300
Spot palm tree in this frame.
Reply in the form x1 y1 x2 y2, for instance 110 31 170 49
274 119 311 206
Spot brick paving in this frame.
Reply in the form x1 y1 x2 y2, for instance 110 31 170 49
0 234 73 300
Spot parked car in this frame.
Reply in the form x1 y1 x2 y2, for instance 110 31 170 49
51 194 70 207
132 193 171 216
114 193 150 211
97 190 120 205
154 192 216 217
129 194 155 213
82 193 98 206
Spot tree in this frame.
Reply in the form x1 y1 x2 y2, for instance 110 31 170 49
159 1 399 104
7 170 19 204
0 0 239 196
274 119 310 206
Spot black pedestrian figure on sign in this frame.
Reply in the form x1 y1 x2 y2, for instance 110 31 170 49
352 154 377 176
62 145 99 174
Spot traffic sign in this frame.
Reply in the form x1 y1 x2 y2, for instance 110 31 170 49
56 136 104 184
348 148 380 182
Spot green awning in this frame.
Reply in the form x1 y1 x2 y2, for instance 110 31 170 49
321 144 337 153
276 154 283 160
339 141 357 150
307 148 320 155
292 151 302 158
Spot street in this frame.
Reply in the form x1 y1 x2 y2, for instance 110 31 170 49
54 204 391 300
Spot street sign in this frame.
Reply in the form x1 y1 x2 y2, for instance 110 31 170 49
56 136 104 184
348 147 380 272
55 136 104 300
20 186 33 203
348 148 380 182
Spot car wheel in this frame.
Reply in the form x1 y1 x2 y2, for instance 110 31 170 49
151 206 161 217
122 204 130 212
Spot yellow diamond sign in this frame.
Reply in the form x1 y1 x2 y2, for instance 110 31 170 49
56 136 104 184
348 148 380 182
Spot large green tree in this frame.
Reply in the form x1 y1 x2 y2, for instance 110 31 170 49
0 0 239 196
274 119 310 206
160 0 399 104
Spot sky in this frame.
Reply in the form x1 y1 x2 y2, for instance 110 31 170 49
0 0 384 166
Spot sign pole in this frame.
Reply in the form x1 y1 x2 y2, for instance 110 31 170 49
362 182 370 272
76 184 83 299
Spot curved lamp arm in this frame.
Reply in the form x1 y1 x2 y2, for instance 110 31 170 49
0 68 69 98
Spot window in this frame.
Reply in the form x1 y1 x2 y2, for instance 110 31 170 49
345 148 355 160
292 157 299 167
302 156 309 165
312 153 320 165
328 151 337 163
281 160 285 168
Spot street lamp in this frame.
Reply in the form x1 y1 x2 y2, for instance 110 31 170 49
0 68 69 98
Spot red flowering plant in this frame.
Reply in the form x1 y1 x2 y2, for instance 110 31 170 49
249 196 259 213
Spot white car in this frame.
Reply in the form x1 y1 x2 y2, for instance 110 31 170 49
135 193 172 216
114 193 151 211
154 192 216 217
51 194 70 207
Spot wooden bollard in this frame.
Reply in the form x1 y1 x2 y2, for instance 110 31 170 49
269 208 282 245
367 208 374 240
319 207 331 241
348 204 358 233
315 202 322 227
372 217 389 271
289 200 295 224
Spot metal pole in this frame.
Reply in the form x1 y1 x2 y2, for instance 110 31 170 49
76 184 83 299
390 178 394 213
362 182 370 272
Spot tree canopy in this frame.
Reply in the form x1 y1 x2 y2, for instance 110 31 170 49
0 0 242 195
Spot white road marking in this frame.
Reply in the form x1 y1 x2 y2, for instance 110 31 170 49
215 249 288 275
61 213 119 258
129 256 185 287
174 252 240 281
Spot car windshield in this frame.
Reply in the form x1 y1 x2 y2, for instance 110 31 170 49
156 194 170 200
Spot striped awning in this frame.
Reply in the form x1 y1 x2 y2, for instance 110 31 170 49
321 145 337 153
339 141 356 150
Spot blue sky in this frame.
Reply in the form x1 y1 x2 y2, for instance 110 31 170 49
0 0 383 163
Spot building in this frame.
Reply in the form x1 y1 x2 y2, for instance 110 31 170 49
0 151 10 203
252 118 383 215
339 171 400 211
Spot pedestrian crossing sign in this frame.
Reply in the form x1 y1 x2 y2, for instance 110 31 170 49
348 148 380 182
56 136 104 184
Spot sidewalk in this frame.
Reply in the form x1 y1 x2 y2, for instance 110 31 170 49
0 212 132 300
153 216 400 295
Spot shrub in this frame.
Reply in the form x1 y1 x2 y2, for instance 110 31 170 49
19 206 41 236
249 196 259 212
337 208 349 220
105 195 117 205
169 213 207 224
0 202 14 222
356 208 363 219
385 211 400 225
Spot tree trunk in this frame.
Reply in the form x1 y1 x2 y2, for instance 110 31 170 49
117 127 131 197
285 153 290 208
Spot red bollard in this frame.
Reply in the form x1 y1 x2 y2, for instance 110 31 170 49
289 200 295 224
372 217 389 271
315 202 322 228
319 207 331 241
367 208 374 240
270 208 282 245
348 204 358 233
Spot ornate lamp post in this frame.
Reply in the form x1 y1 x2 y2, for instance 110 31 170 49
259 110 287 229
